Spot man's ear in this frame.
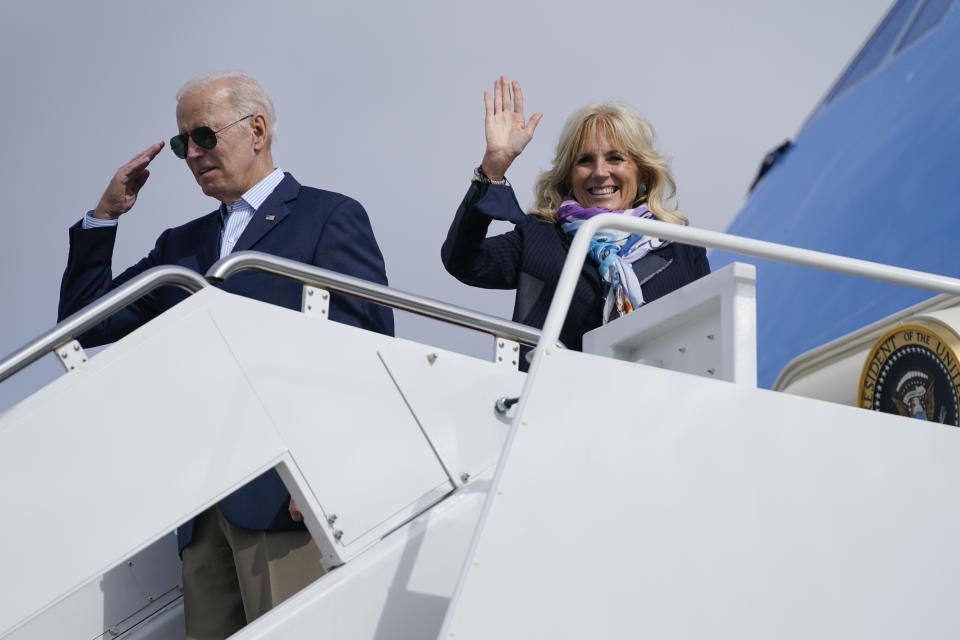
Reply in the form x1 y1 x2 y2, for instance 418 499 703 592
250 113 269 151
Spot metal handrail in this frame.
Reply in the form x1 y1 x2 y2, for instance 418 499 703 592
206 251 551 348
535 213 960 366
0 266 209 383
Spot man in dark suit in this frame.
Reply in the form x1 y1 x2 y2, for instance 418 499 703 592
58 71 393 639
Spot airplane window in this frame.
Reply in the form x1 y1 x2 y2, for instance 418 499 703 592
896 0 956 52
824 0 922 104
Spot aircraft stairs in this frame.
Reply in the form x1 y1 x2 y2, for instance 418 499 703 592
4 215 960 639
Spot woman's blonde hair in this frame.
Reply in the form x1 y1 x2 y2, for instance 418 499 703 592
531 104 687 225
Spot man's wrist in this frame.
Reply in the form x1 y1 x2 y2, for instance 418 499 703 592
83 210 119 229
91 203 121 220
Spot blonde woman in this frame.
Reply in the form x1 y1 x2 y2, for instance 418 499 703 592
442 76 709 355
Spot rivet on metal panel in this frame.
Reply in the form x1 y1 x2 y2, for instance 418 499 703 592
678 346 686 353
301 285 330 318
55 339 89 373
333 529 344 541
327 514 338 526
707 368 716 375
706 334 715 341
127 561 134 567
427 352 438 364
460 472 470 483
495 337 520 369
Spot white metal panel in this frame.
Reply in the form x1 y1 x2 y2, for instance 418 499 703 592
444 348 960 639
115 600 185 640
207 304 453 557
0 289 291 638
4 535 181 640
583 262 757 385
2 283 516 637
377 340 524 487
232 484 489 640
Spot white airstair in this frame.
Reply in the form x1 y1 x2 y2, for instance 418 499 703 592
4 215 960 639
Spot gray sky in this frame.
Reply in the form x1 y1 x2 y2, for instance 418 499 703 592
0 0 890 411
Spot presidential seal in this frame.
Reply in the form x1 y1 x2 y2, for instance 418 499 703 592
859 322 960 426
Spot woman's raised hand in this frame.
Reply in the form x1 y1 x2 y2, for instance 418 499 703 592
481 76 543 181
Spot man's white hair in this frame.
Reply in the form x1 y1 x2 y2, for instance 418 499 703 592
176 71 277 142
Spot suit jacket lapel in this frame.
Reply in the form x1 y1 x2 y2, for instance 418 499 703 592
233 173 299 253
197 211 223 273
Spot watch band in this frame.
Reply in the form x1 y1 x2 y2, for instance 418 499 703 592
472 165 509 186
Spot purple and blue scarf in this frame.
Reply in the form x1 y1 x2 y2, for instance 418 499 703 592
557 196 667 322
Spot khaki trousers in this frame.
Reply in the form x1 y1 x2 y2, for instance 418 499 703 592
182 505 325 640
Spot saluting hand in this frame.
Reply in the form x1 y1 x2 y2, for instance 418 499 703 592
92 141 165 220
481 76 542 182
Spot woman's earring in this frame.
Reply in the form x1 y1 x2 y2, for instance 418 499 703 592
637 183 648 197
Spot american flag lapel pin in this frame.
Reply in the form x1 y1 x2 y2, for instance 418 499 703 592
265 214 276 221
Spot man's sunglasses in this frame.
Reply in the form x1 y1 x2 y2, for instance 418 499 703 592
169 114 253 159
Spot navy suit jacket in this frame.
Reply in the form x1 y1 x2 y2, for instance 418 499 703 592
59 173 394 548
442 182 710 353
